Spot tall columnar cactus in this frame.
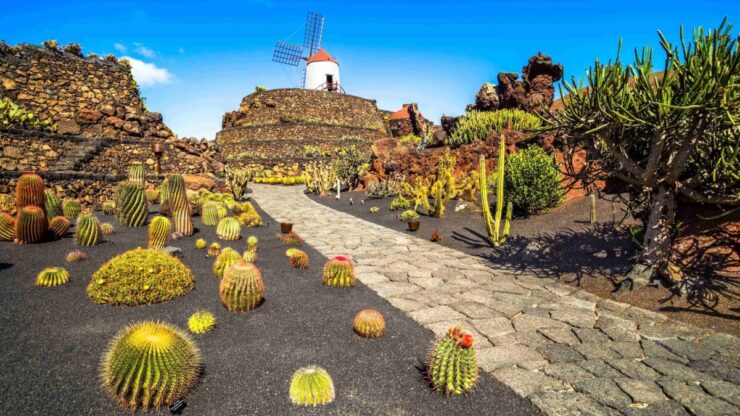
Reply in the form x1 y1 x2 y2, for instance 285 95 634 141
212 247 241 279
201 201 225 226
128 161 145 183
426 327 479 395
15 205 46 244
0 212 15 241
62 199 81 221
289 366 335 407
353 309 385 338
44 190 62 218
322 256 355 287
75 213 101 246
36 267 70 287
216 217 241 240
167 175 193 236
590 194 597 224
479 136 510 247
48 216 71 240
15 173 44 209
148 216 171 249
116 182 148 227
243 236 258 262
101 321 201 411
219 260 264 312
158 177 170 214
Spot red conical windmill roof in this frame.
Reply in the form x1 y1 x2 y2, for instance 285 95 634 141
307 49 339 65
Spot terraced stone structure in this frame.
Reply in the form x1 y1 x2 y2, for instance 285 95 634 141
217 88 389 174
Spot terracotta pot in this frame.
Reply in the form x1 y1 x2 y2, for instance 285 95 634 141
407 220 420 232
280 222 293 233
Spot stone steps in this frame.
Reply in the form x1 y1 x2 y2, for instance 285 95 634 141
51 138 105 171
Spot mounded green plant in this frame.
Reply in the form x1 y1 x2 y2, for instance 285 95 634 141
66 249 86 263
207 242 221 257
62 199 81 221
115 182 147 227
322 256 355 287
166 175 193 236
353 309 385 338
216 217 241 240
15 173 44 210
479 138 511 247
75 213 101 246
426 326 479 395
289 366 335 407
36 266 70 287
505 145 564 215
128 162 145 183
212 247 241 279
195 238 206 249
0 212 15 241
389 196 411 211
201 201 225 226
101 321 201 410
48 215 70 240
219 260 264 312
288 248 308 269
399 210 419 222
44 190 62 218
0 97 55 131
16 205 46 243
147 216 171 249
188 311 216 334
448 109 541 146
87 248 194 306
238 210 262 227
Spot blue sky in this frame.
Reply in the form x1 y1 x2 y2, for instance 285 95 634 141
1 1 737 139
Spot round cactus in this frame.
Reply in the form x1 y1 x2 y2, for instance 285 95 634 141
219 260 264 312
426 327 479 396
144 188 159 204
212 247 241 279
288 249 309 269
238 211 262 227
216 217 241 240
65 249 87 263
0 212 16 241
101 321 201 410
282 231 303 245
201 201 226 226
115 182 148 227
16 205 46 244
289 366 335 407
15 173 44 210
36 266 70 287
147 216 171 249
62 199 81 221
207 242 221 257
195 238 206 249
322 256 355 288
353 309 386 338
243 236 258 262
75 213 101 246
44 189 62 218
166 175 193 236
128 161 145 183
102 201 115 215
188 311 216 334
48 215 71 239
99 222 114 235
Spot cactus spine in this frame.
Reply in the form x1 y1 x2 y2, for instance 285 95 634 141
188 311 216 334
44 190 62 218
288 249 309 269
75 213 101 246
116 182 148 227
36 267 70 287
167 175 193 236
48 216 71 239
219 260 264 312
212 247 241 279
128 161 145 183
289 366 335 407
353 309 385 338
16 205 46 243
590 194 597 224
426 326 479 395
216 217 241 240
147 216 171 249
15 173 44 209
479 135 510 247
62 199 81 221
0 212 15 241
322 256 355 287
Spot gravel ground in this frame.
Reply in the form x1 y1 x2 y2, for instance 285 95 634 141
0 200 541 416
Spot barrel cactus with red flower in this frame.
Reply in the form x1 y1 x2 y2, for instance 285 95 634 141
426 326 478 395
322 256 355 287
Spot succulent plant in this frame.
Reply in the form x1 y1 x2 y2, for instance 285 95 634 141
158 178 170 214
201 201 225 226
219 260 264 312
322 256 355 287
188 311 216 334
145 188 159 204
44 189 62 218
102 201 115 215
15 173 44 210
353 309 385 338
212 247 241 279
369 207 379 213
195 238 206 249
75 213 101 246
207 242 221 257
390 196 411 211
288 249 309 269
127 161 145 183
0 212 16 241
115 182 148 227
399 210 419 222
166 175 193 236
238 211 262 227
426 326 479 395
36 266 70 287
62 199 81 221
289 366 335 407
65 249 87 263
242 236 258 262
101 321 201 410
99 222 114 235
282 231 303 245
147 216 171 249
216 217 241 240
16 205 46 243
48 215 71 239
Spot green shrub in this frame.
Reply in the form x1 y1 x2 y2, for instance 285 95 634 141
505 146 564 215
399 210 420 222
0 97 56 132
332 146 368 189
399 133 421 145
448 109 541 146
390 196 411 211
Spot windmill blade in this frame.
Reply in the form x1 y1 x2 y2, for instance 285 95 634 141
303 11 324 56
272 40 303 66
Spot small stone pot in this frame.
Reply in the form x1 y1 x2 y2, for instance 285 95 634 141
280 222 293 233
407 220 420 232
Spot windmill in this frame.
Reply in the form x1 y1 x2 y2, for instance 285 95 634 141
272 12 343 93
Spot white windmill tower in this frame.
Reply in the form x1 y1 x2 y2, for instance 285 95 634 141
272 12 343 93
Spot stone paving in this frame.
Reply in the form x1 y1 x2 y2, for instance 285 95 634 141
252 184 740 416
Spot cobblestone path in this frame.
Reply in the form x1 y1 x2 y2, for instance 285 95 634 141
252 184 739 416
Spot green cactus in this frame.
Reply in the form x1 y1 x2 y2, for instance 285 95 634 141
219 260 264 312
188 311 216 334
158 177 170 213
36 266 70 287
102 201 115 215
207 242 221 257
0 212 16 241
479 136 510 246
353 309 385 338
128 161 145 183
116 182 148 227
101 321 201 411
322 256 355 287
16 205 46 243
289 366 335 407
212 247 241 279
44 190 62 218
144 188 159 204
389 196 411 211
15 173 44 210
216 217 241 240
48 215 71 240
147 216 171 249
426 326 479 395
287 248 308 269
75 213 101 246
166 175 193 236
282 231 303 245
62 199 81 221
202 201 226 226
243 235 258 262
195 238 206 249
100 222 114 235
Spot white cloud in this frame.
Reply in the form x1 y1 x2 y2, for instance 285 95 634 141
121 56 172 86
133 42 156 58
114 43 127 53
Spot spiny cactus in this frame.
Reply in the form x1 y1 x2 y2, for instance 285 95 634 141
116 182 148 227
145 188 159 204
16 205 46 243
243 236 258 262
44 190 62 218
75 213 101 246
289 366 335 407
213 247 241 279
166 175 193 236
201 201 225 226
238 211 262 227
158 178 170 214
62 199 81 221
36 266 70 287
282 231 303 245
287 248 309 269
101 321 201 411
216 217 241 240
195 238 206 249
322 256 355 287
66 249 87 263
100 222 114 235
188 311 216 335
145 216 170 249
207 242 221 257
15 173 44 210
426 327 479 396
48 215 71 239
353 309 385 338
0 212 16 241
219 260 264 312
102 201 115 215
128 161 145 183
479 139 511 247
